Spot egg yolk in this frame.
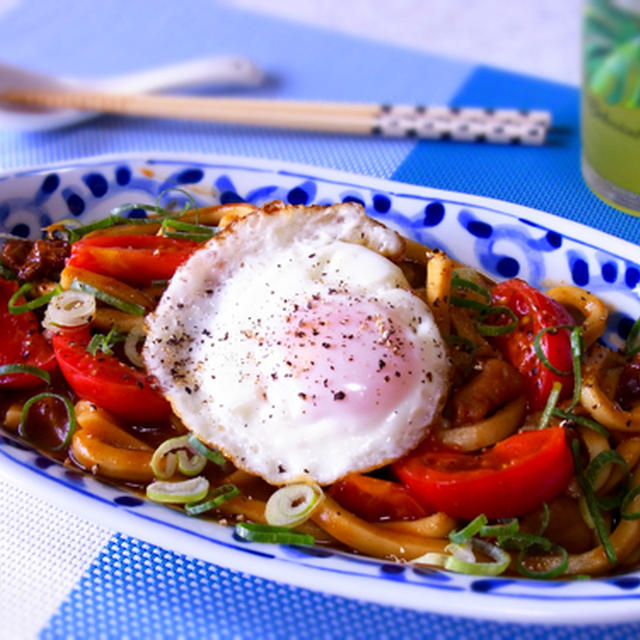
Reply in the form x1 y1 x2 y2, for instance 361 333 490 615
282 294 423 424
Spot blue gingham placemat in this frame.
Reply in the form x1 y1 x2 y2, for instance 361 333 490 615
0 1 638 639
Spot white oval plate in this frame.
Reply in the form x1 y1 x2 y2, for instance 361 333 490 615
2 152 640 625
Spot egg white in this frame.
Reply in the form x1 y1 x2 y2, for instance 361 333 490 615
143 202 450 485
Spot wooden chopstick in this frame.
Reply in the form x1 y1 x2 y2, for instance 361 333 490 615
0 88 552 145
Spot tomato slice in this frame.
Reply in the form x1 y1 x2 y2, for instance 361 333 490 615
328 474 429 522
67 235 202 286
51 325 170 423
393 427 573 519
0 278 57 388
491 278 575 411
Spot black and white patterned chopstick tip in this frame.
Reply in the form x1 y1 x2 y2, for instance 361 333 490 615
372 105 552 145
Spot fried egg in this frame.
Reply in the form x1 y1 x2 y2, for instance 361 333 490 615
143 201 450 485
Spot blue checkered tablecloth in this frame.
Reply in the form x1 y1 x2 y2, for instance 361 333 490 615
1 1 638 639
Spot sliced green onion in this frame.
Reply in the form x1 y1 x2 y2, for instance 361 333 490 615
449 296 490 312
538 381 563 430
150 434 207 480
151 279 170 287
235 522 315 545
185 483 240 515
0 363 51 384
0 262 16 280
186 433 227 466
449 514 487 544
567 327 583 411
497 532 552 552
621 485 640 520
19 392 76 451
8 283 62 314
156 187 199 224
450 272 491 301
533 324 575 376
625 315 640 356
475 305 518 336
87 326 126 356
414 539 510 576
538 502 551 535
585 449 629 510
480 518 519 539
551 409 609 437
571 439 617 563
516 543 569 579
161 218 216 242
69 279 145 316
124 326 145 368
44 289 95 329
265 483 324 528
146 476 209 504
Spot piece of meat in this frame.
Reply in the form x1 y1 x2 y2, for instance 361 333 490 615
1 238 70 281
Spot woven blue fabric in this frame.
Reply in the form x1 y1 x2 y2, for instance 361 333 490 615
38 534 640 640
392 66 640 245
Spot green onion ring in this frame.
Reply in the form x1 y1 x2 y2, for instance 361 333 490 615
538 381 563 430
69 279 145 316
417 539 511 576
146 476 210 504
8 283 62 314
585 449 629 511
516 543 569 579
19 392 77 451
497 532 552 552
234 522 315 545
551 409 609 437
448 514 488 544
571 439 617 563
479 518 519 539
449 295 490 312
185 484 240 516
155 187 199 224
567 327 583 411
621 485 640 520
625 315 640 356
265 483 324 528
186 433 227 466
450 272 491 301
475 305 518 336
0 363 51 384
533 324 575 376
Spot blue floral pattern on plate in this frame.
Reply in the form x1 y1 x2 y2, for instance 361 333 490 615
2 153 640 625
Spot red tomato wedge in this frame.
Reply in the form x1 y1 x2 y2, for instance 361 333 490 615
51 325 170 423
393 427 573 519
491 279 575 411
328 474 428 522
67 235 202 286
0 278 57 388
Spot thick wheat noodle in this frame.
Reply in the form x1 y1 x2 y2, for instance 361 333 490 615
601 438 640 494
581 344 640 431
425 250 453 337
438 395 526 452
529 463 640 575
60 264 155 310
579 426 613 491
70 400 154 482
311 494 449 560
545 285 608 348
378 512 458 538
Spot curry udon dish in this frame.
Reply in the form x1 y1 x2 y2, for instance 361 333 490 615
2 196 640 580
